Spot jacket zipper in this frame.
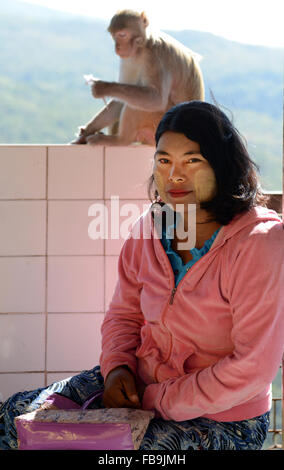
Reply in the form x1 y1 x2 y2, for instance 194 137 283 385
169 287 177 305
151 207 220 306
150 209 222 380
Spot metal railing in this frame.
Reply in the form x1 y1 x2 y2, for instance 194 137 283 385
264 191 282 216
265 353 283 450
267 398 282 450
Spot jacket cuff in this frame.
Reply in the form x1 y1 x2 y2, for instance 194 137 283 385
100 359 137 380
142 383 162 417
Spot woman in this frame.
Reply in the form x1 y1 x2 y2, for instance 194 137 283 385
1 101 283 450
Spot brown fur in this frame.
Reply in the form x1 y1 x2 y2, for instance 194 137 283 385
71 10 205 146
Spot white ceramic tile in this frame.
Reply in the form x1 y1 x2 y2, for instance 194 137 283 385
0 314 45 372
105 199 150 255
0 257 46 313
0 201 46 255
47 313 104 371
0 373 45 401
105 146 154 199
48 200 104 255
105 256 119 312
0 146 46 199
47 256 104 312
48 146 103 199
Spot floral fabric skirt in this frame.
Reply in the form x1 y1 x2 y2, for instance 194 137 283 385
0 365 270 450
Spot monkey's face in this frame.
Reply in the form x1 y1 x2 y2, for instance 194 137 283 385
112 30 144 58
153 131 217 216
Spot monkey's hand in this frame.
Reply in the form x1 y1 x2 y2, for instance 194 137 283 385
85 133 103 145
91 80 109 99
70 126 88 145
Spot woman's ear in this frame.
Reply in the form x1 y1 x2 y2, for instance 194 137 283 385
154 190 164 203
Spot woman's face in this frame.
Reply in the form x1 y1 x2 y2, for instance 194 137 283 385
153 131 217 213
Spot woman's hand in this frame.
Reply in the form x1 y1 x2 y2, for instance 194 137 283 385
136 380 147 401
102 366 141 409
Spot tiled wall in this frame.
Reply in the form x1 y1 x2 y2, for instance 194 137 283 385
0 144 154 401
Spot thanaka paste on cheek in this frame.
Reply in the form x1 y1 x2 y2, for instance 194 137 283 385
194 167 217 202
153 172 168 202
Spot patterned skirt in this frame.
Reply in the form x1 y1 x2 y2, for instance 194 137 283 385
0 365 270 450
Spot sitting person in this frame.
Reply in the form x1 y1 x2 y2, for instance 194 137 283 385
1 101 283 450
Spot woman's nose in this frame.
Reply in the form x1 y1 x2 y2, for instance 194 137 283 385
168 166 185 183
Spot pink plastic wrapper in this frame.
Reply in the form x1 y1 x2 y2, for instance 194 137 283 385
16 414 134 450
15 394 154 450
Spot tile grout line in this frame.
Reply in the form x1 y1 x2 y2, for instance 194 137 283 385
44 146 48 387
0 254 118 258
103 146 106 316
0 370 82 375
0 311 106 315
1 146 146 386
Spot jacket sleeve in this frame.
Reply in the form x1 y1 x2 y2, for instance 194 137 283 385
142 222 284 420
100 234 145 380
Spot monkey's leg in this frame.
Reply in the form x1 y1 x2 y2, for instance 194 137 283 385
118 106 162 145
85 105 138 146
70 100 123 144
86 105 161 146
85 104 138 146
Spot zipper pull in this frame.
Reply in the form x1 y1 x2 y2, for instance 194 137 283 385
169 287 177 305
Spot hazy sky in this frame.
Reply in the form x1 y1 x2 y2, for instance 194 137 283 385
18 0 284 48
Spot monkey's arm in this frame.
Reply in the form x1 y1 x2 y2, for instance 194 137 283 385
83 99 124 135
92 80 170 113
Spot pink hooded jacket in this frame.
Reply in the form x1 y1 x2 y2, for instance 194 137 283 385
100 205 284 422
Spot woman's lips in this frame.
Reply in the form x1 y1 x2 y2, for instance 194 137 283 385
167 190 192 198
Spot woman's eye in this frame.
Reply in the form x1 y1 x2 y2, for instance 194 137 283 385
158 158 169 164
187 158 201 163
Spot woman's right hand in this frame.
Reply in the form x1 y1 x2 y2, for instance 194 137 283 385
102 366 141 409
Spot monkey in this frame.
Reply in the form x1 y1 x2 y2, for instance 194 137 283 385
71 10 205 146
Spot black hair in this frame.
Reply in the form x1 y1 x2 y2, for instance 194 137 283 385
148 100 268 225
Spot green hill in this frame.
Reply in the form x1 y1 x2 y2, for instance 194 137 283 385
0 0 282 190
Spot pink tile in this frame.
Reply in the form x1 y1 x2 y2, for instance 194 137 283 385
0 201 46 256
0 146 46 199
105 256 119 312
0 314 45 372
48 146 103 199
47 256 104 312
0 373 45 401
105 146 154 199
46 313 104 371
105 199 150 255
48 200 104 255
0 258 46 313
